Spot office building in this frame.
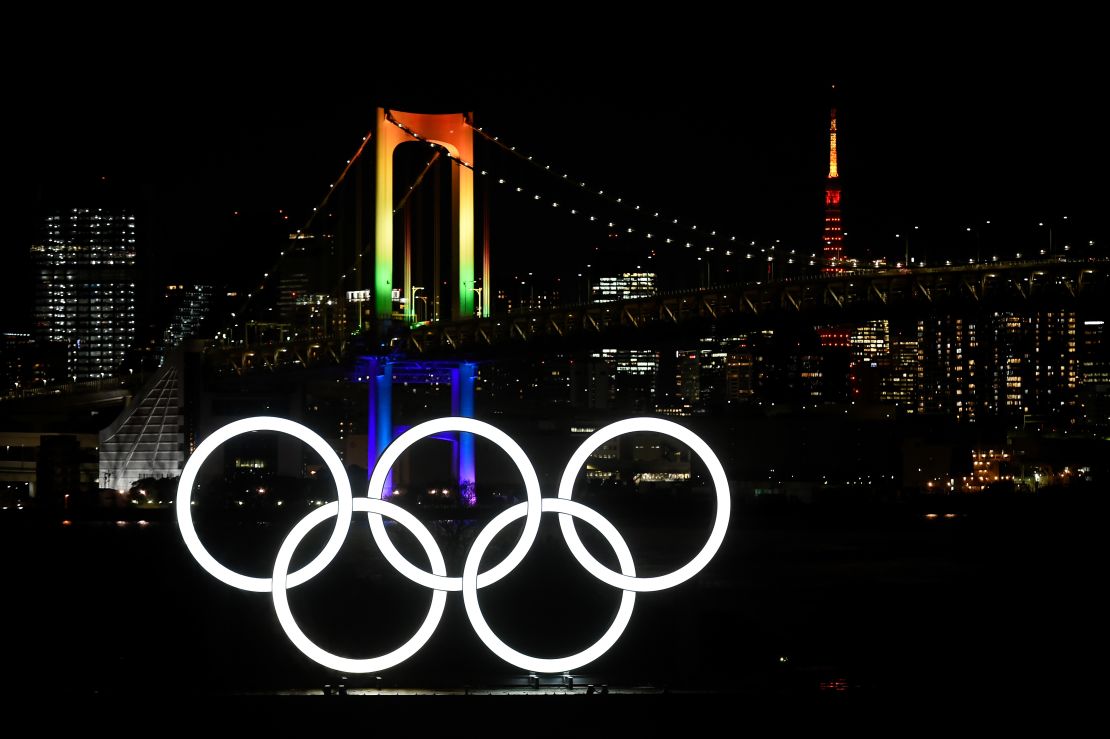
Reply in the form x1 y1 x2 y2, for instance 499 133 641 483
31 208 137 381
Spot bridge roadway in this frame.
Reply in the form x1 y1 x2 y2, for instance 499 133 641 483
405 258 1107 355
0 374 141 408
203 259 1107 369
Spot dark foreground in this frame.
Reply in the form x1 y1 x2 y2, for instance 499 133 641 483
1 492 1104 722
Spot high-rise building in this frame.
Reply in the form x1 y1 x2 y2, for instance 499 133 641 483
1080 319 1109 386
725 350 757 403
881 332 918 409
31 208 137 381
987 310 1077 421
508 290 561 314
280 233 336 336
0 331 62 394
592 273 656 303
911 310 1077 424
986 312 1025 415
1078 318 1109 431
675 351 700 408
916 316 980 421
162 284 212 355
851 320 889 362
797 354 824 400
849 320 890 403
592 348 658 411
672 345 729 412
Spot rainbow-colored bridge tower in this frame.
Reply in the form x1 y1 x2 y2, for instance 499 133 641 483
374 109 488 323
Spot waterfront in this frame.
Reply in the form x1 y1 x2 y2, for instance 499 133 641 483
2 491 1102 705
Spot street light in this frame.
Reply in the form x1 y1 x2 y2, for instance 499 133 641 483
893 225 925 266
697 256 708 287
895 228 919 266
472 285 483 317
411 286 425 323
965 225 981 264
1036 223 1051 258
1037 217 1065 258
963 219 990 262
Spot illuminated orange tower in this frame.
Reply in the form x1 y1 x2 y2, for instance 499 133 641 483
373 109 481 323
822 106 844 274
818 102 851 353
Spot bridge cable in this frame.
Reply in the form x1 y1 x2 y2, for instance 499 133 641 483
218 129 374 343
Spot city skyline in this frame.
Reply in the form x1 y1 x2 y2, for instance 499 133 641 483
3 38 1110 707
7 55 1108 325
4 74 1106 439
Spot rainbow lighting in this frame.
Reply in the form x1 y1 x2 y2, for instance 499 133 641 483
375 109 479 323
176 416 731 673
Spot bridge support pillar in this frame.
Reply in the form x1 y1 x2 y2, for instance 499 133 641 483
375 109 475 325
451 362 477 505
362 357 476 505
365 357 393 498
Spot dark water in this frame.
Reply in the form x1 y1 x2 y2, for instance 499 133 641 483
1 494 1103 717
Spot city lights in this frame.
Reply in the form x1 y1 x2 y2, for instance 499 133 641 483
2 73 1108 706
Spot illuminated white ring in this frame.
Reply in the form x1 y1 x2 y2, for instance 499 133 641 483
272 498 447 673
556 417 731 592
366 417 543 593
462 497 636 673
176 416 353 593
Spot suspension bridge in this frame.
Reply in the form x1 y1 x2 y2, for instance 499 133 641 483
206 107 1106 371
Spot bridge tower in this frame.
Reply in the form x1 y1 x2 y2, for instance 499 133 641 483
374 109 489 324
822 105 845 275
361 357 477 505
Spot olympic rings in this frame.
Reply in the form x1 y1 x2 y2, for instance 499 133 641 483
366 417 543 592
273 498 447 673
557 417 731 592
176 416 353 593
176 416 730 673
462 497 637 674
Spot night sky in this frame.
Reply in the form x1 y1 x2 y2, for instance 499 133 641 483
6 34 1106 324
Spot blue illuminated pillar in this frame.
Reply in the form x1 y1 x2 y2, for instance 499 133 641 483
451 362 477 505
366 357 394 499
